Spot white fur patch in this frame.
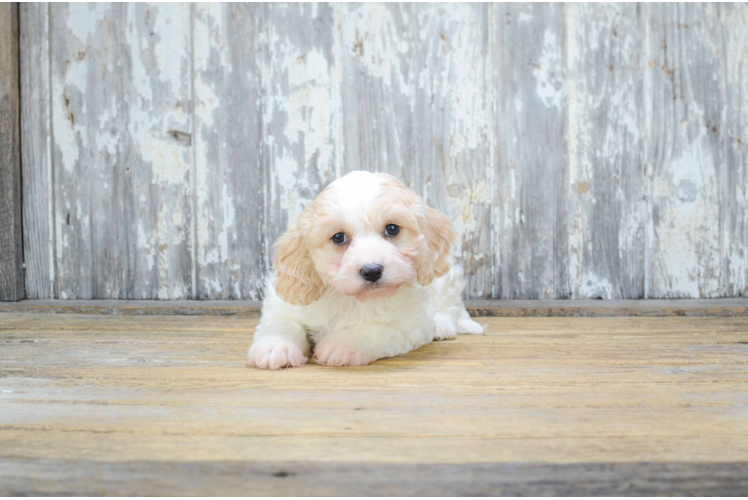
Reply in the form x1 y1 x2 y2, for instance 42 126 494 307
247 336 308 370
313 336 376 366
433 312 457 340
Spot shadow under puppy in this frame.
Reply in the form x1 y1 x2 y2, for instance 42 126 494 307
248 171 484 369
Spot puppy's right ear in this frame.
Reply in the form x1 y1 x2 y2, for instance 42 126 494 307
273 220 324 306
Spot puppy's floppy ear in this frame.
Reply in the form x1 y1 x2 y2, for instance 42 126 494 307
417 206 455 285
273 219 324 306
426 207 455 277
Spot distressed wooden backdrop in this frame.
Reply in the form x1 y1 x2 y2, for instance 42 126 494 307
18 2 748 300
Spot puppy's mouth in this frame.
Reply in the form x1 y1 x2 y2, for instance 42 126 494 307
353 282 400 301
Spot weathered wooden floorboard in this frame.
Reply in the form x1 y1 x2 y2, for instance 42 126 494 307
0 3 23 302
2 460 747 496
0 314 747 495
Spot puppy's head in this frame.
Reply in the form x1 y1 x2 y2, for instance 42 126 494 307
273 171 455 306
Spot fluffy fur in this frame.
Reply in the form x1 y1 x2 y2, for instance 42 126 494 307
247 171 484 369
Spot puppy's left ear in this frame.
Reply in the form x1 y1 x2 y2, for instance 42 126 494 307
273 219 324 306
417 206 455 285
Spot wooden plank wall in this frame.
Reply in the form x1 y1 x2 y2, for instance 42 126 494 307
0 3 23 302
18 3 748 300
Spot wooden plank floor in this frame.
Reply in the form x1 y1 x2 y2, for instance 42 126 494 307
1 312 748 495
3 298 748 317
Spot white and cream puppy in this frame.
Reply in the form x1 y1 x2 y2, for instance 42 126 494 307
247 171 484 369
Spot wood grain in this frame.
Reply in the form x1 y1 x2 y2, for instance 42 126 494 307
49 3 117 299
492 4 569 299
121 3 194 300
566 4 647 299
723 4 748 298
1 298 748 317
0 3 23 302
340 4 494 298
193 3 265 300
20 3 53 300
645 4 726 298
260 3 342 294
47 4 195 300
3 460 748 496
18 2 748 300
1 313 747 494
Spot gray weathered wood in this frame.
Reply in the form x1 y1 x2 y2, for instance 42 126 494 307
492 4 569 299
566 4 647 299
340 4 494 298
193 4 265 300
261 3 342 280
2 459 747 496
723 4 748 298
645 4 726 298
48 4 194 299
49 3 121 299
0 2 23 302
121 3 194 299
20 3 53 299
18 2 748 300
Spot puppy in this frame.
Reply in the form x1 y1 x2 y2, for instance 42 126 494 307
247 171 484 369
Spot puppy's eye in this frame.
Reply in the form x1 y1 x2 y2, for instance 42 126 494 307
384 224 400 237
331 232 348 245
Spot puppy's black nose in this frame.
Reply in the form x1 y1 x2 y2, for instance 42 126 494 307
360 264 383 283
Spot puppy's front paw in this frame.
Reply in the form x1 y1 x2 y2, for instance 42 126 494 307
432 313 457 341
247 336 307 370
313 337 375 367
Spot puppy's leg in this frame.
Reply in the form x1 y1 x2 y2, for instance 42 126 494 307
431 265 485 335
313 334 376 367
248 318 309 370
314 326 431 366
432 312 457 340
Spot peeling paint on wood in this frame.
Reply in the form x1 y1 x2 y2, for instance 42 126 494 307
19 2 748 300
340 3 494 297
493 4 568 299
566 4 646 299
124 3 194 300
262 3 342 285
723 4 748 298
48 3 194 299
193 3 265 299
646 4 726 299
